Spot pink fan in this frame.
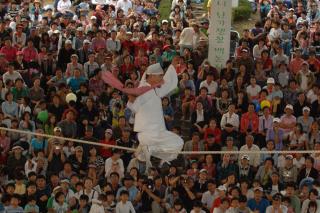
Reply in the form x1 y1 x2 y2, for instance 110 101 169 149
102 71 160 96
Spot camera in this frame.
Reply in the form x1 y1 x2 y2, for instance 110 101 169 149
143 179 154 190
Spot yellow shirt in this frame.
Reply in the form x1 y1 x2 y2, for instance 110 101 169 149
207 0 212 8
14 183 26 195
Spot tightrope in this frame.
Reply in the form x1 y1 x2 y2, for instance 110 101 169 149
2 127 320 155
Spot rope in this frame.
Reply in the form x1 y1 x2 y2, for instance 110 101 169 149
2 127 320 155
1 127 136 152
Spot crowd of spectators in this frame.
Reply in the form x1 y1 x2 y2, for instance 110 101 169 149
1 0 320 212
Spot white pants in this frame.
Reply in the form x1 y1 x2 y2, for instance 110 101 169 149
136 130 184 166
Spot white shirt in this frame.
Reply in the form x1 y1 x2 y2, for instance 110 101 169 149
106 38 121 52
246 84 261 99
200 80 218 95
307 89 318 103
89 203 105 213
105 157 124 178
91 0 107 5
3 71 23 85
196 110 204 123
115 201 136 213
301 199 320 213
300 71 309 91
116 0 133 16
265 205 288 213
179 27 195 46
130 65 178 133
201 190 218 209
75 189 98 203
253 44 268 60
57 0 72 13
220 112 239 130
239 144 261 167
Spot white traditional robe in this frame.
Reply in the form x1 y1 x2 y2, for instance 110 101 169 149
129 65 184 165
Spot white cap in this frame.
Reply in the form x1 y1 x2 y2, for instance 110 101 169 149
53 30 60 34
77 27 84 31
285 104 293 110
12 145 24 151
162 19 169 24
54 127 62 132
90 16 97 20
145 63 164 75
267 77 275 84
254 186 264 192
60 179 70 184
241 155 250 160
273 117 281 123
65 40 72 44
217 185 227 191
303 106 310 112
83 39 91 44
285 155 294 160
199 169 208 173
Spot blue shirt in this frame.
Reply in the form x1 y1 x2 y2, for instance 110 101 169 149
30 138 48 152
4 206 24 213
116 186 138 202
67 77 86 92
247 198 270 213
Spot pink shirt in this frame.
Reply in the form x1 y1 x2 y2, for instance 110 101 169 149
280 115 296 133
289 58 304 75
92 38 106 52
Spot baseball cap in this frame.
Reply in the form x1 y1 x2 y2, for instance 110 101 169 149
60 179 70 184
90 16 97 20
285 104 293 110
303 106 310 112
241 48 249 53
254 186 263 192
54 127 61 132
162 19 169 24
83 39 91 44
77 27 84 31
199 169 208 174
217 185 227 191
285 155 293 160
65 40 72 44
12 145 24 151
273 117 281 123
241 155 250 160
75 146 83 151
267 77 275 84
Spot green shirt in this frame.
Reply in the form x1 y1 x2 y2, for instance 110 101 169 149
11 87 29 101
162 50 177 63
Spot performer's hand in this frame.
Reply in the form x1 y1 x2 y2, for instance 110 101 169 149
128 95 136 103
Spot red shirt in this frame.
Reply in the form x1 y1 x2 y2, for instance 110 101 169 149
133 41 148 56
240 112 259 133
308 58 320 72
22 47 38 63
100 139 116 158
263 57 273 71
0 46 17 62
204 127 221 144
121 40 134 53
